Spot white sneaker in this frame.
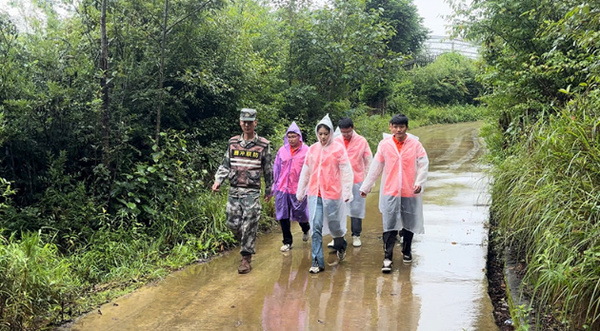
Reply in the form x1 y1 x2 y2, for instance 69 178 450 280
327 240 335 249
352 236 362 247
309 266 324 274
280 244 292 252
382 259 392 273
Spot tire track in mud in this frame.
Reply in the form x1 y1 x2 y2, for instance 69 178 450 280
415 122 485 172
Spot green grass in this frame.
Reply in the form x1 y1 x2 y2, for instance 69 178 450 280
485 93 600 329
0 231 77 330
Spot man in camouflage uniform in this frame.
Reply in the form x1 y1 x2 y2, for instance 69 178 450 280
212 108 273 274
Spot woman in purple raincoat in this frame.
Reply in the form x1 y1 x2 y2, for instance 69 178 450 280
273 122 310 252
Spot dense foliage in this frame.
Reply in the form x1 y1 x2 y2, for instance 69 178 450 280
455 0 600 328
0 0 482 327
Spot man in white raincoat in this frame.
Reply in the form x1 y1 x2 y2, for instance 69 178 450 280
297 114 354 273
360 114 428 273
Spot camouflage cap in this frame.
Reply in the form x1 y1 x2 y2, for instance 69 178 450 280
240 108 257 121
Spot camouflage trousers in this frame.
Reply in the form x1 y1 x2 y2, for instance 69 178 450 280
226 189 262 256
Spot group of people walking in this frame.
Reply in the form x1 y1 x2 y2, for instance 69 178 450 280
212 108 429 275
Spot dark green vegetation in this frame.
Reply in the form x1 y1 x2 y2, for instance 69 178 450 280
0 0 481 328
455 0 600 328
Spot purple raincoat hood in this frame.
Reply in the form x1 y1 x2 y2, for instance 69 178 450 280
284 121 303 147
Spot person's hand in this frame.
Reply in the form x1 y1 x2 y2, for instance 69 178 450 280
264 195 272 203
413 185 422 194
360 191 367 198
212 182 220 192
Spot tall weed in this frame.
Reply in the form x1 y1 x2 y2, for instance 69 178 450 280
0 232 77 330
487 92 600 328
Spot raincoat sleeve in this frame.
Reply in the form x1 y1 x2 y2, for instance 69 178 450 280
360 149 384 194
296 162 310 202
415 145 429 189
363 143 373 174
262 143 274 197
340 151 354 202
272 149 282 193
214 147 231 186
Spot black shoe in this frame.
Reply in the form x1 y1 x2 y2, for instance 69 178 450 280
403 253 412 263
337 249 346 261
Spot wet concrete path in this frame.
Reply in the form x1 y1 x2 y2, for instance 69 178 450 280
66 121 497 330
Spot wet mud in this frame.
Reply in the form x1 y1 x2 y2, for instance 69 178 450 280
64 121 497 330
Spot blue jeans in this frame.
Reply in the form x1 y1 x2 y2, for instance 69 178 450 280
311 197 325 268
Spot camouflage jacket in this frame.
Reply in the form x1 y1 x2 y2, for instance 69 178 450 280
214 133 273 197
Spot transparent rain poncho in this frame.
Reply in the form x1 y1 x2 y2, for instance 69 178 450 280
334 129 372 219
296 115 354 237
360 133 429 233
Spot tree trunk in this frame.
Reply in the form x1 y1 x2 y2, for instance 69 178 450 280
100 0 110 165
156 0 169 146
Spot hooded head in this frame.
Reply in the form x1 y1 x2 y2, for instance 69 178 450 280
315 114 334 146
284 121 303 148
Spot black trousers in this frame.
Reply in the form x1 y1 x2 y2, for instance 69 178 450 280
280 218 310 245
383 229 414 259
332 236 347 252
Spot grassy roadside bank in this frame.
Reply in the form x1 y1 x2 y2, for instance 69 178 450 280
483 99 600 330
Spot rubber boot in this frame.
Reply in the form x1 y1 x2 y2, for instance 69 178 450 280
238 255 252 274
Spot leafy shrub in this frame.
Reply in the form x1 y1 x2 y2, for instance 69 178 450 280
398 53 482 106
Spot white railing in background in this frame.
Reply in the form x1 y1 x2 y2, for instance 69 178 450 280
423 35 480 59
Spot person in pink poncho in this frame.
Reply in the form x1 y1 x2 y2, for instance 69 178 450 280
333 117 372 248
360 114 429 273
297 114 354 274
273 122 310 252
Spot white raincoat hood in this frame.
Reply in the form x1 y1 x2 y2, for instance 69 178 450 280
315 114 335 146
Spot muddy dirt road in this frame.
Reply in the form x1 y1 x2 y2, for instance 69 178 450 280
66 121 496 330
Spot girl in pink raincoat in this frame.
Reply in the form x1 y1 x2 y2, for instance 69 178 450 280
273 122 310 252
360 114 428 273
297 114 354 273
